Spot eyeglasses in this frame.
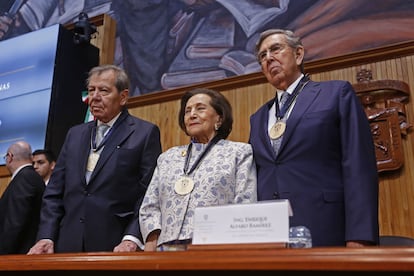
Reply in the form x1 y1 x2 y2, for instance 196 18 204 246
3 152 12 161
257 43 288 63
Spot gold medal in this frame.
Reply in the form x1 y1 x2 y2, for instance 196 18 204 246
174 176 194 195
269 121 286 140
86 152 100 172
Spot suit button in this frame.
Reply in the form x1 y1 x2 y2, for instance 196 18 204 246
273 192 280 199
80 218 84 223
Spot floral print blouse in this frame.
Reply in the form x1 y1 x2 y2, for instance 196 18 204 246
139 139 257 246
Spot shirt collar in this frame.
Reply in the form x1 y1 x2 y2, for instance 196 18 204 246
277 73 304 96
97 112 121 128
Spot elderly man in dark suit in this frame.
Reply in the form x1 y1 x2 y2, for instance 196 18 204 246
249 29 379 247
0 141 45 254
28 64 162 254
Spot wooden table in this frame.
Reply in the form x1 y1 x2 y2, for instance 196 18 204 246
1 246 413 275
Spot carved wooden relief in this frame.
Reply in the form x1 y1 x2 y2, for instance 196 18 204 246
353 69 412 172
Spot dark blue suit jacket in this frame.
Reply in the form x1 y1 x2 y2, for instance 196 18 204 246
0 166 45 254
36 109 162 252
249 80 379 246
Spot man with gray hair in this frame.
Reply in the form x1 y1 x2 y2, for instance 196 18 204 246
249 29 379 247
28 64 162 254
0 141 45 254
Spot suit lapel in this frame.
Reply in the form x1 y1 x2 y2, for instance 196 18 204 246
262 99 276 153
278 81 320 156
80 123 94 184
88 110 133 182
253 98 278 160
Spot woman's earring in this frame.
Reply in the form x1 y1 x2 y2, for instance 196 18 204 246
215 123 220 131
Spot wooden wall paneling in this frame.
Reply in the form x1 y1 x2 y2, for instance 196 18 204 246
396 57 403 80
129 101 187 152
401 55 414 237
379 60 387 80
378 173 393 234
93 14 116 65
238 87 252 142
397 55 414 237
0 166 9 177
0 175 10 196
230 87 248 143
222 84 275 143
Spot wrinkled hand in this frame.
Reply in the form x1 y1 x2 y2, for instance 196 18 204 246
113 240 138 252
27 239 54 255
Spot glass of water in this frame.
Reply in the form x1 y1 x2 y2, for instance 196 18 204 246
289 225 312 248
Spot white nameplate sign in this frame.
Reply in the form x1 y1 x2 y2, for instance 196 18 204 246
192 200 292 245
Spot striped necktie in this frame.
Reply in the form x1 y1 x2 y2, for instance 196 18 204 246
279 91 289 109
96 124 109 146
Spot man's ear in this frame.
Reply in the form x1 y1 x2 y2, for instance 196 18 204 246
120 89 129 105
295 46 304 66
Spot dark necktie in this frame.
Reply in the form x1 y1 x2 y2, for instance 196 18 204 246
279 91 289 109
272 92 288 155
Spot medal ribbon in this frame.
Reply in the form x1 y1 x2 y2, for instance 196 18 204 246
274 75 310 120
183 135 221 176
90 120 121 152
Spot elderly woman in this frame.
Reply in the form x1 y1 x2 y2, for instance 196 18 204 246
139 88 257 251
